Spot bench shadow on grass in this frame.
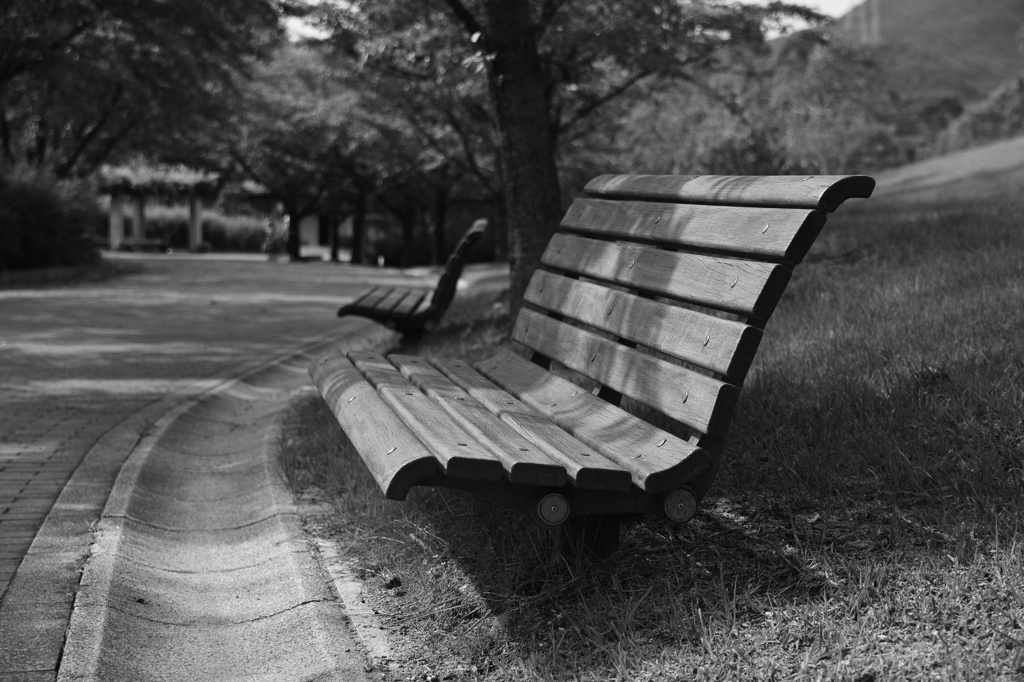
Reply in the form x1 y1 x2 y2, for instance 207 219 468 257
303 362 1018 677
285 238 1024 677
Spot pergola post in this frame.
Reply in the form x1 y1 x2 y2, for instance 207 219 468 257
108 194 125 250
188 192 204 251
131 195 146 241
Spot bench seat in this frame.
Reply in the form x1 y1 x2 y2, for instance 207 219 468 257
311 174 874 539
310 347 710 516
338 219 487 333
341 285 434 324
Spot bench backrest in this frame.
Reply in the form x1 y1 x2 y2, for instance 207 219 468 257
429 218 489 310
514 174 874 445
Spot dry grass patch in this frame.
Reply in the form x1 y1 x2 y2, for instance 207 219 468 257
281 197 1024 681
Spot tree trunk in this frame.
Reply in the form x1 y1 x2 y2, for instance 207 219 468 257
400 206 416 269
351 189 367 265
287 207 302 260
1 111 12 161
328 213 340 263
479 0 563 315
33 115 48 165
433 187 448 265
492 194 508 262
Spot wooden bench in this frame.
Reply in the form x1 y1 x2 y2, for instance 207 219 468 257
310 175 874 553
337 219 488 334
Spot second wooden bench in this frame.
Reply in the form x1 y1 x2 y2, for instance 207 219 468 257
337 218 488 334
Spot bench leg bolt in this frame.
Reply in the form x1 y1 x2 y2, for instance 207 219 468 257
536 492 570 526
662 489 698 524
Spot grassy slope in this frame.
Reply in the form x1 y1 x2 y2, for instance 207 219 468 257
836 0 1024 102
872 134 1024 204
282 155 1024 680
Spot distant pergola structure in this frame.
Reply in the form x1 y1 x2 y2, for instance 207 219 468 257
98 166 220 251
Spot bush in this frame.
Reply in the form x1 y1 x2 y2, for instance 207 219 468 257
144 204 282 252
0 165 101 271
935 73 1024 154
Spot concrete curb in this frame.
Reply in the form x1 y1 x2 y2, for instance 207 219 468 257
312 537 393 667
55 321 396 681
0 374 235 679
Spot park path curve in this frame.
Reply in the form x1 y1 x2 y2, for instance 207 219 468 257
56 341 381 681
0 255 506 680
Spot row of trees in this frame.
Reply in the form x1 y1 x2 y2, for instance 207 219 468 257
299 0 833 307
0 0 288 176
2 0 921 309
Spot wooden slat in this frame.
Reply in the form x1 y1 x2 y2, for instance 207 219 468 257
359 286 395 310
389 355 566 487
348 351 504 482
348 286 382 309
585 174 875 213
524 271 763 381
411 296 434 318
561 199 826 264
474 350 711 493
431 358 634 491
513 309 739 436
541 233 792 321
307 348 437 500
392 290 427 317
374 288 410 314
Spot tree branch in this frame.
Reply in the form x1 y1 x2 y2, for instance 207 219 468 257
556 69 654 137
49 19 94 54
57 85 124 177
0 18 95 88
677 72 748 122
298 179 328 216
442 107 497 195
436 0 484 39
229 147 282 198
535 0 571 41
79 125 133 177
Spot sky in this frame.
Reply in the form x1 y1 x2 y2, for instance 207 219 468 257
793 0 863 16
286 0 865 40
744 0 863 17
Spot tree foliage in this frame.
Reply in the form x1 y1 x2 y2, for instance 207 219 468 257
768 34 904 173
611 30 908 177
220 44 365 259
935 71 1024 154
0 0 286 176
3 0 935 277
323 0 822 310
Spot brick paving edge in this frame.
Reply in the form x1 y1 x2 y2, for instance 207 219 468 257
0 318 396 679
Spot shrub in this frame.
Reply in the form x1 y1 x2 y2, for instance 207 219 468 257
935 73 1024 154
0 165 101 271
144 204 282 252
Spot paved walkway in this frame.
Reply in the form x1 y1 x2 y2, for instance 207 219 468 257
58 345 375 681
0 255 506 680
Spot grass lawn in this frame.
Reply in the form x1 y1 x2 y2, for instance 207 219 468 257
281 194 1024 681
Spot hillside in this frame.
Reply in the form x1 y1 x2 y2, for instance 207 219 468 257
835 0 1024 103
936 72 1024 152
871 133 1024 204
